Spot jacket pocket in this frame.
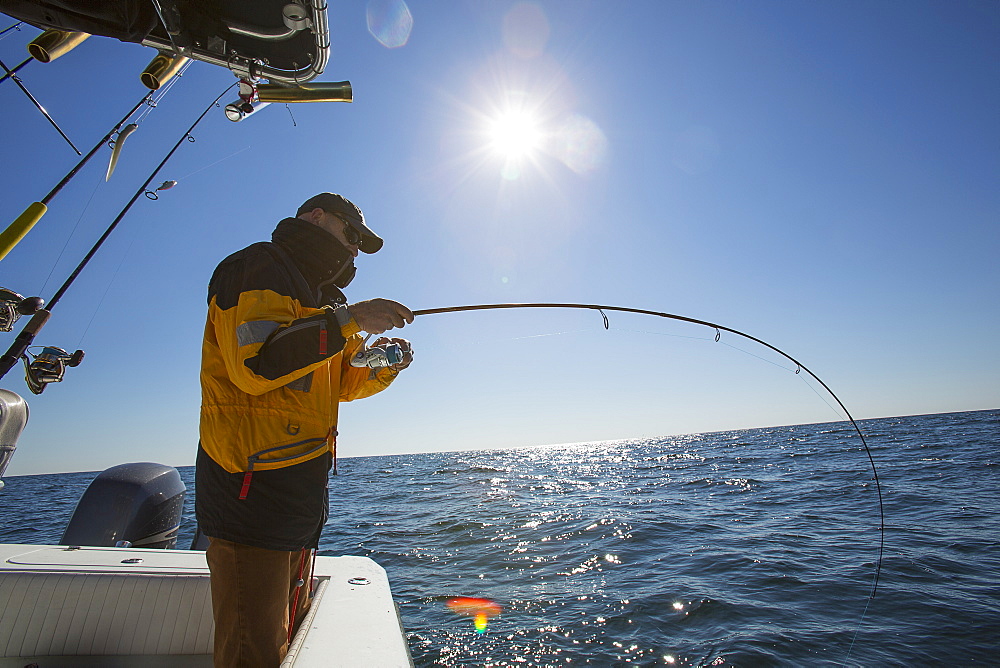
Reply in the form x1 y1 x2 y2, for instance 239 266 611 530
238 436 329 500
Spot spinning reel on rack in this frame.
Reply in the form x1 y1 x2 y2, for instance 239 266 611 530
0 287 83 395
0 288 41 333
22 346 85 395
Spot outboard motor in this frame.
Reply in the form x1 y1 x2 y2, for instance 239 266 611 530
0 388 29 490
61 462 185 549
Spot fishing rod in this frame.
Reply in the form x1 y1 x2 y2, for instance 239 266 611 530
0 23 26 74
0 21 23 39
0 20 29 84
48 82 236 309
0 56 30 85
0 82 237 384
0 56 81 155
412 303 884 634
0 91 154 261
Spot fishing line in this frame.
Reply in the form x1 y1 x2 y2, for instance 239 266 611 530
175 94 298 182
171 144 252 183
793 372 850 427
32 92 154 209
0 24 28 84
609 323 797 373
715 338 797 373
0 83 238 381
37 170 105 298
411 302 884 657
74 229 141 349
0 21 23 40
26 77 186 306
456 328 595 348
0 56 29 85
46 82 237 311
0 55 80 154
608 325 781 401
608 326 715 345
20 82 181 308
0 25 27 86
135 60 191 124
503 329 591 342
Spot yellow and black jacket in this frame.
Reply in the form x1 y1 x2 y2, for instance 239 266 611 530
196 218 395 550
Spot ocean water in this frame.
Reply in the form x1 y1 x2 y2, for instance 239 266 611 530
1 409 997 666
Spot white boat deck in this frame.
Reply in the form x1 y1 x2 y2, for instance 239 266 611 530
0 544 413 667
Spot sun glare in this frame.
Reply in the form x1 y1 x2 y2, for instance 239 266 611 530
488 109 543 159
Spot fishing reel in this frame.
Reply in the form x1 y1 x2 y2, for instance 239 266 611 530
225 78 269 122
0 288 44 333
349 340 410 369
22 346 84 395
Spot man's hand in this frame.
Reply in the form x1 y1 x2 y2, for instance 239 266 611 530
348 299 414 335
373 337 413 370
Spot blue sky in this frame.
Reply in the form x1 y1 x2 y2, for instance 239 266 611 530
1 1 997 476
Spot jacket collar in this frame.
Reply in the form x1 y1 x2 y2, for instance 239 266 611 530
271 218 354 301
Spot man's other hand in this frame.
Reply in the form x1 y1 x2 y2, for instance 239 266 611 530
373 337 413 370
349 299 414 335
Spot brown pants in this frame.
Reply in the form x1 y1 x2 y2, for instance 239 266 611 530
206 537 314 668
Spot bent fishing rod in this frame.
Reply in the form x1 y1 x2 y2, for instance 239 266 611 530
0 83 237 381
412 303 885 597
413 304 883 661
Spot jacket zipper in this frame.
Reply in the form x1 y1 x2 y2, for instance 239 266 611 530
267 318 329 357
238 436 329 500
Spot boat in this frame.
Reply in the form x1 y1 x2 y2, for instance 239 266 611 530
0 0 338 87
0 421 413 667
0 3 413 664
0 544 411 667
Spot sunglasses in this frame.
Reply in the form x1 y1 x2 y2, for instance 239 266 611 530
332 213 363 247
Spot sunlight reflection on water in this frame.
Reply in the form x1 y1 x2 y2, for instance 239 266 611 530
2 412 996 666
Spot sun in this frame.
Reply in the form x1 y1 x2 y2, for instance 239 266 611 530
487 109 543 160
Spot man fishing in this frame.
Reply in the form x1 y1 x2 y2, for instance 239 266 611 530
195 192 413 667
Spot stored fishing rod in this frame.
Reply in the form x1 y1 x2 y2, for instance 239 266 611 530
0 56 30 85
0 24 26 78
0 83 237 384
0 21 24 39
412 303 884 622
0 56 80 155
48 82 235 310
0 91 154 261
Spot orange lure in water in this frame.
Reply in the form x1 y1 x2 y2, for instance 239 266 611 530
446 597 503 633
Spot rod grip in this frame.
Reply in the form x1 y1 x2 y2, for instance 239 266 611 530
0 202 47 261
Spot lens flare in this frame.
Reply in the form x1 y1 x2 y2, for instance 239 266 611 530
446 596 502 633
502 3 550 59
366 0 414 48
551 114 607 174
